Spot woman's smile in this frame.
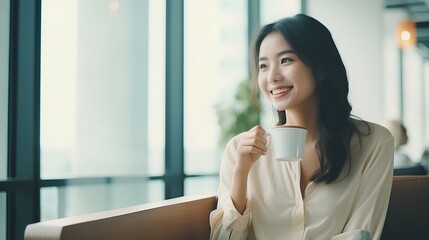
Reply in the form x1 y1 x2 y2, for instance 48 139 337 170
270 86 293 98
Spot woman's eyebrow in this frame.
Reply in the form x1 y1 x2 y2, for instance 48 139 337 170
259 49 297 61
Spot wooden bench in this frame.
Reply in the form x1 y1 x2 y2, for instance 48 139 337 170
25 176 429 240
24 195 217 240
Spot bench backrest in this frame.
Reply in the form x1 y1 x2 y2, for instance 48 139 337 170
25 195 217 240
25 176 429 240
381 176 429 240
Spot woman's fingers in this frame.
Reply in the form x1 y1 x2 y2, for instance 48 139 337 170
237 126 268 159
235 126 269 173
244 126 268 148
239 138 267 153
248 125 267 140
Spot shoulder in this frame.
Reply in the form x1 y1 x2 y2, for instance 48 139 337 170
350 120 394 174
350 120 394 159
353 119 393 144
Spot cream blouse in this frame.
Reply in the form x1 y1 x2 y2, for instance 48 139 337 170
210 121 394 240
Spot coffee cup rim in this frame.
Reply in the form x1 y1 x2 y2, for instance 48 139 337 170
270 125 307 130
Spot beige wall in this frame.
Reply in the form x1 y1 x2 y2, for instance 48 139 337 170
308 0 385 123
307 0 428 161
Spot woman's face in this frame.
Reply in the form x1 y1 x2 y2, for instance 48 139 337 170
258 31 317 112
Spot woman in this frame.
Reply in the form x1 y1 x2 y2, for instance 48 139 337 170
210 14 393 240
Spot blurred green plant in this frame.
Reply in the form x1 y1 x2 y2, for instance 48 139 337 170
215 79 261 147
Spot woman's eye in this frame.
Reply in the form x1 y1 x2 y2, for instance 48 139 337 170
259 64 267 70
281 58 293 64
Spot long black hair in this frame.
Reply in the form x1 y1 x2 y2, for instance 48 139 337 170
252 14 366 183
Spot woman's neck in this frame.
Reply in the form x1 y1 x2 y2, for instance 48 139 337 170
284 105 318 143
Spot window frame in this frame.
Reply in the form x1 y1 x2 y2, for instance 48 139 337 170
6 1 42 239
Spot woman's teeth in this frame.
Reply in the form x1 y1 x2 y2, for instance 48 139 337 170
272 87 292 95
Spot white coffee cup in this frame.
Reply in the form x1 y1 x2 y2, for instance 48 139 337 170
266 126 307 161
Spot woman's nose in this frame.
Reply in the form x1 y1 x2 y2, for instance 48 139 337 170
268 66 283 83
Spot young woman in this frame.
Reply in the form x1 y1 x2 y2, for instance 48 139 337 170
210 14 394 240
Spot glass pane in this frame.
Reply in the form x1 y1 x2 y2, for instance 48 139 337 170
426 62 429 150
403 49 425 162
260 0 301 25
0 192 5 240
40 0 165 178
147 0 166 176
185 176 219 196
0 0 10 180
184 0 248 174
41 180 164 221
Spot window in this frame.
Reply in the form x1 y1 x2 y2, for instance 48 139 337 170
40 180 164 221
425 62 429 146
0 0 9 180
185 176 219 195
0 1 9 236
260 0 301 25
183 0 249 194
183 0 247 183
402 49 426 161
40 0 165 217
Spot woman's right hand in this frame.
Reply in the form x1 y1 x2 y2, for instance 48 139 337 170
234 125 268 175
230 125 268 214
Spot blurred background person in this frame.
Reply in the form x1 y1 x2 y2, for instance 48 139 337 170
385 119 413 168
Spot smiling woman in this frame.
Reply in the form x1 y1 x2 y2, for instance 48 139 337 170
210 14 394 240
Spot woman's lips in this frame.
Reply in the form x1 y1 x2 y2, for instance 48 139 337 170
270 86 293 98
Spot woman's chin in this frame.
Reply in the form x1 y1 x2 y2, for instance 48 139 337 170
273 107 287 111
271 103 288 111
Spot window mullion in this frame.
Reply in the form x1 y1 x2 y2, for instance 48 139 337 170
7 1 41 239
165 0 185 199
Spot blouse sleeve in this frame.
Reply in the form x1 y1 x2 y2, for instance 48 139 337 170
331 131 394 240
209 135 251 240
